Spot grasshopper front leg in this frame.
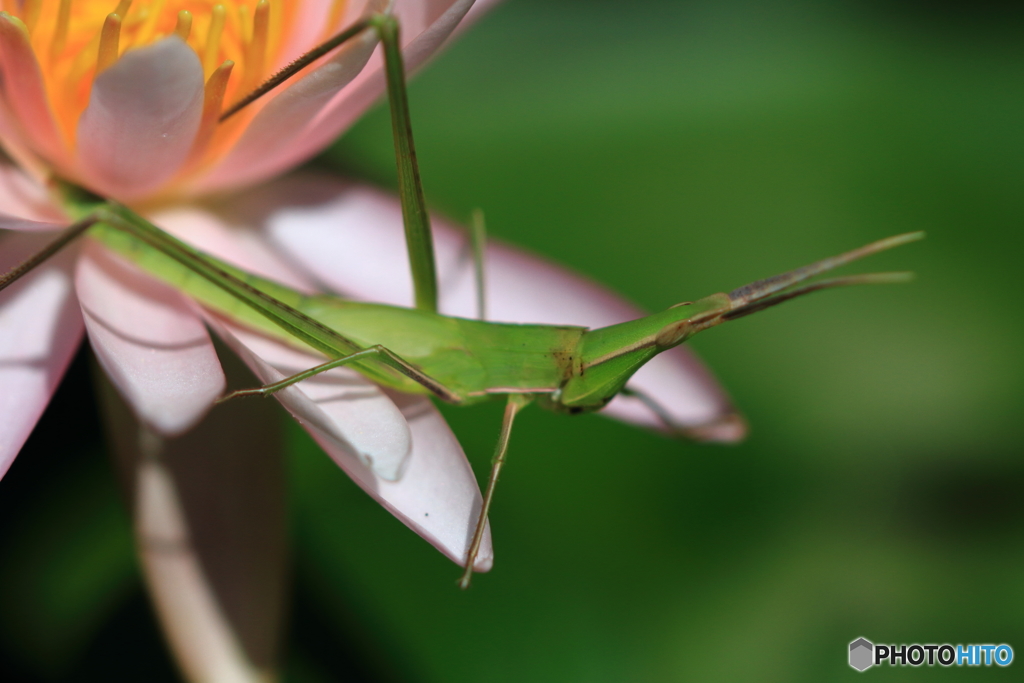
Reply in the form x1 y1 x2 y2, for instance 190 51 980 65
218 343 463 405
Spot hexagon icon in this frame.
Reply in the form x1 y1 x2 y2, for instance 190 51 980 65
849 638 874 671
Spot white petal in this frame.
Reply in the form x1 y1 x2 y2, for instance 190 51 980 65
378 388 492 571
207 317 490 569
76 38 204 201
75 240 225 436
207 317 412 481
0 232 82 478
229 175 743 438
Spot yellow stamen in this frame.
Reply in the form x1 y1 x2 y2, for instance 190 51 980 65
245 0 269 91
49 0 72 61
202 4 226 79
174 10 191 41
97 13 122 73
182 59 234 172
237 4 251 45
205 61 235 120
112 0 132 20
21 0 40 36
267 0 283 65
132 0 165 46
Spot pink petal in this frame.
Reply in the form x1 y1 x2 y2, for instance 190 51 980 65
0 162 66 224
0 231 82 479
196 0 476 193
198 24 379 191
0 104 53 187
0 15 65 162
0 212 64 232
75 240 225 436
234 175 744 440
207 318 491 570
76 38 204 201
148 205 318 292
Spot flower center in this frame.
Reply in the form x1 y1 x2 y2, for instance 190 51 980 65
12 0 314 145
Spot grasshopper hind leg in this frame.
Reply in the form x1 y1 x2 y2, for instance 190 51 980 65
459 393 532 589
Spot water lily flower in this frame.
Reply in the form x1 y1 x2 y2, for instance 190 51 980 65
0 2 744 680
0 0 500 568
0 0 743 586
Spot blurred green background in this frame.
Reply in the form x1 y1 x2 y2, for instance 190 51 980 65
2 0 1022 680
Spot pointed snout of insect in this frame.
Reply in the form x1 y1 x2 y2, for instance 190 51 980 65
718 232 924 321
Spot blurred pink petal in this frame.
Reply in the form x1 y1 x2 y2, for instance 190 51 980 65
0 213 64 232
0 164 65 224
135 458 266 683
75 240 225 436
150 206 317 292
0 15 64 161
224 174 743 440
76 38 204 201
273 0 341 68
0 231 82 479
208 318 491 570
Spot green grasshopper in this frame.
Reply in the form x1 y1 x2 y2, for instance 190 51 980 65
0 14 921 588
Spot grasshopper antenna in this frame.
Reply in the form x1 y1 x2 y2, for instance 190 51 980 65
723 232 924 318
